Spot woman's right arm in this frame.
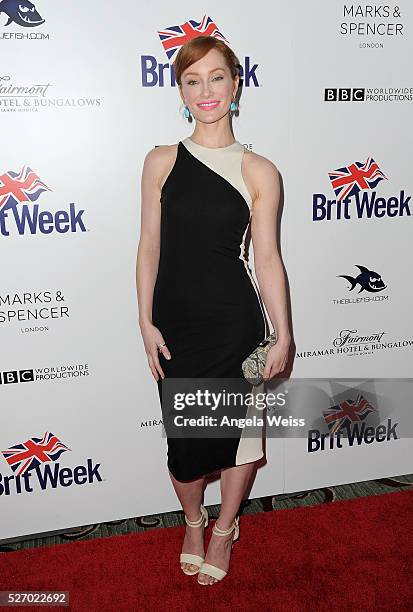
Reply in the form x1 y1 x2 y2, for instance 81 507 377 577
136 146 173 381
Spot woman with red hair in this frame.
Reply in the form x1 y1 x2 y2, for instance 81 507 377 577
136 35 290 585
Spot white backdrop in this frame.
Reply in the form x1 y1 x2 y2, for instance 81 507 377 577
1 1 412 540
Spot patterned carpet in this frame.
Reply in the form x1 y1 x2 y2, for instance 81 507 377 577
1 472 412 553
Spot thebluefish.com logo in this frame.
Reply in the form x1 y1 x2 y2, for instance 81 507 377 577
0 0 49 40
313 157 411 221
0 431 103 496
0 0 44 27
0 166 86 237
338 264 387 293
140 14 259 88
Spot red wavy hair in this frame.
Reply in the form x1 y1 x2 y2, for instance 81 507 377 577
174 36 240 87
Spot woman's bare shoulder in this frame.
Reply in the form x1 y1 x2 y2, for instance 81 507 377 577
142 143 179 190
143 143 179 168
243 147 279 175
242 148 280 201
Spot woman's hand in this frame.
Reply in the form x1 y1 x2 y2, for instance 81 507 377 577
140 320 171 381
262 337 290 380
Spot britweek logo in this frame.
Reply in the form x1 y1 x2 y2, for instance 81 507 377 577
308 393 399 452
0 166 87 237
313 157 411 221
0 432 103 496
140 14 259 88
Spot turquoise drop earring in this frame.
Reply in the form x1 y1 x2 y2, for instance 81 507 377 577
183 105 191 119
230 97 238 112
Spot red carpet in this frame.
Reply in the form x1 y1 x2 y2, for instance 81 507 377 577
1 490 412 611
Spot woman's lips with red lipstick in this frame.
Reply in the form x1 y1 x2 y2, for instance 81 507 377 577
196 100 220 110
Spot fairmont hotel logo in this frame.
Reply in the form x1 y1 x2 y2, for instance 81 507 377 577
297 328 413 359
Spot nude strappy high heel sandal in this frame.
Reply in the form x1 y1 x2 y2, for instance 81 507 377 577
197 516 240 585
180 504 209 575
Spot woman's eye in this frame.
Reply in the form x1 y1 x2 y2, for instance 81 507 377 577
186 75 223 85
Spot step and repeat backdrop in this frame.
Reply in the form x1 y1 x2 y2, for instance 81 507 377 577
1 1 412 540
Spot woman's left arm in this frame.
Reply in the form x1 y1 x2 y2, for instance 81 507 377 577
249 155 291 379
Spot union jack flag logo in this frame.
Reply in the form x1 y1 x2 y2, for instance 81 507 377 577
328 157 387 202
158 14 229 63
322 394 376 434
0 165 51 212
2 432 71 476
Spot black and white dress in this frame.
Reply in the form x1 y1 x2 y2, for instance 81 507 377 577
152 136 270 481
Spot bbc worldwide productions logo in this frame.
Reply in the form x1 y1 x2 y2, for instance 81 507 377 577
0 369 34 384
324 87 413 103
0 364 90 384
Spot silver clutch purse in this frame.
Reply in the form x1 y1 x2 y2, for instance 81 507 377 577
242 330 278 385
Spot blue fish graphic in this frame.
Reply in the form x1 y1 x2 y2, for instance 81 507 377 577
0 0 45 27
338 265 387 293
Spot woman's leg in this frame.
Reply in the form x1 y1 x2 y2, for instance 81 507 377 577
169 470 207 573
198 462 257 585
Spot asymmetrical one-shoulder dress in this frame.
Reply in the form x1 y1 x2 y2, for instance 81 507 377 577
152 136 270 482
